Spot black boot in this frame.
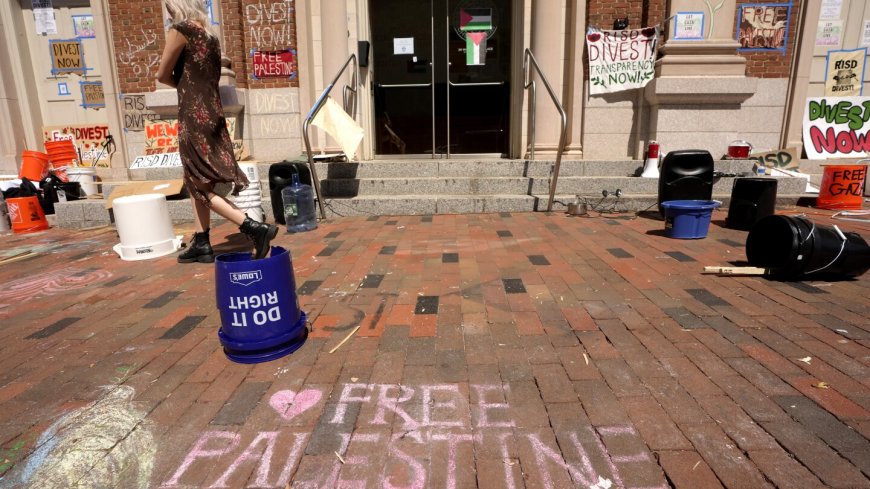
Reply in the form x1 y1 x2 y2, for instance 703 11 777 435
177 230 215 263
239 217 278 259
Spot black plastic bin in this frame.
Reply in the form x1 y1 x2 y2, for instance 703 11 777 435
658 150 714 215
269 162 313 224
746 215 870 278
726 177 778 230
42 181 82 215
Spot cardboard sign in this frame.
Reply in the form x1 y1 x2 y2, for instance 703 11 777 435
80 81 105 108
43 124 110 167
737 4 790 52
144 118 236 154
50 39 85 75
122 94 158 131
252 50 296 78
748 147 800 170
105 180 185 209
824 48 866 97
803 97 870 159
586 26 659 95
129 152 181 169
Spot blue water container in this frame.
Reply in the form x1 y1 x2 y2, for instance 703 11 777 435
281 173 318 233
661 200 721 239
215 246 308 363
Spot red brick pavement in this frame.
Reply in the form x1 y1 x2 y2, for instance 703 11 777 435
0 207 868 488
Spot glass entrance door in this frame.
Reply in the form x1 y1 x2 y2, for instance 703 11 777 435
371 0 511 157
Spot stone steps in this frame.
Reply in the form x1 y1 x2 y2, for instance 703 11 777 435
54 158 812 228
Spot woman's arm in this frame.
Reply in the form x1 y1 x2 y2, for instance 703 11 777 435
156 28 186 88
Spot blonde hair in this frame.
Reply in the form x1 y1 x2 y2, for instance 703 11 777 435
165 0 217 39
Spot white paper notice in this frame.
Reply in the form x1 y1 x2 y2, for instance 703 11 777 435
862 20 870 47
820 0 842 20
816 20 843 46
33 8 57 35
393 37 414 55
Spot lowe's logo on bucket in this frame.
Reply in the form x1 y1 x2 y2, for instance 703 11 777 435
230 270 263 287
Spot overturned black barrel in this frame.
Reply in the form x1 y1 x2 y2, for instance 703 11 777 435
746 215 870 278
726 177 777 230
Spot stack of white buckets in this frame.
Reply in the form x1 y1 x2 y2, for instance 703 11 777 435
67 167 98 195
232 163 264 221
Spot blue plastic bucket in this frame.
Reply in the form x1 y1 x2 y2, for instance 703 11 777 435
215 246 308 363
661 200 721 239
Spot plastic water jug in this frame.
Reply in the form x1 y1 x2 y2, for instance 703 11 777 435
281 173 317 233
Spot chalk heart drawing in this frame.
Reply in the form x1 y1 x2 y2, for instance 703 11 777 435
269 389 322 421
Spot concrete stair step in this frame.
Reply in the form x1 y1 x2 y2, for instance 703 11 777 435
54 191 809 228
322 175 808 197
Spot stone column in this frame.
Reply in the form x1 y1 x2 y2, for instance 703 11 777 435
528 0 567 156
563 0 586 157
644 0 758 156
0 0 39 175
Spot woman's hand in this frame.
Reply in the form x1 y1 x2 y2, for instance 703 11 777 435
156 28 186 88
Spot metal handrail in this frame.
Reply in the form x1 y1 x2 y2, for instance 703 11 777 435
523 49 567 213
303 53 359 220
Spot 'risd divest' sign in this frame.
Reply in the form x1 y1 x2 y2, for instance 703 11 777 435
586 27 659 95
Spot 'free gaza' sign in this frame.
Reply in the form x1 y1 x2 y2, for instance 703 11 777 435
252 50 296 79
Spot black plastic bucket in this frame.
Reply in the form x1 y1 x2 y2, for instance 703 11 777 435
726 177 777 230
746 215 870 278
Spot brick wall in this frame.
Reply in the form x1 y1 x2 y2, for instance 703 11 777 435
585 0 799 78
109 0 164 94
107 0 298 93
735 0 801 78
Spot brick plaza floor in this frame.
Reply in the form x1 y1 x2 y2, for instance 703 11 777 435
0 208 868 488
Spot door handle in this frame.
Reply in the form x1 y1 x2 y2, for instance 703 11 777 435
448 81 505 87
377 83 433 88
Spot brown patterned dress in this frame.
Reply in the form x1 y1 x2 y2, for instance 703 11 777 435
172 20 248 205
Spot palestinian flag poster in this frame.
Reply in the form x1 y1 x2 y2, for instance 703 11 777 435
460 8 492 31
466 32 487 65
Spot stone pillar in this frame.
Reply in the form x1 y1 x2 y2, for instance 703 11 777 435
0 0 39 175
644 0 758 156
528 0 567 156
563 0 586 157
313 0 351 154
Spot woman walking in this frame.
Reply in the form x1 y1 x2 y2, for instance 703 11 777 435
157 0 277 262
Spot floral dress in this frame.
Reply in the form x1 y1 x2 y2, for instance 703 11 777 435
172 20 248 205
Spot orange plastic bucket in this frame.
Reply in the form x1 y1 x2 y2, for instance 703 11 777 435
20 151 49 181
6 196 49 234
816 164 867 210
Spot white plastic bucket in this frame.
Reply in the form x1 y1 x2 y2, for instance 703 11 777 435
67 167 98 195
239 163 260 183
232 194 262 206
112 194 182 261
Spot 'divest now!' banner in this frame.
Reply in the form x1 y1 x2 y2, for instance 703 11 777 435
803 97 870 159
586 27 659 95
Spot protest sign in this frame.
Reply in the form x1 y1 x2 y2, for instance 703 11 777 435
50 39 85 75
129 152 181 169
43 124 110 167
748 148 800 170
803 97 870 159
737 4 790 52
252 50 296 78
80 81 105 108
145 118 236 154
586 26 659 95
824 48 866 96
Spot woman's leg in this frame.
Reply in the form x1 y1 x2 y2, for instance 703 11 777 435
192 195 211 232
207 193 246 226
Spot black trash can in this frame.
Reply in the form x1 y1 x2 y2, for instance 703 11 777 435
41 180 82 215
269 162 313 224
746 215 870 278
726 177 777 230
658 150 714 215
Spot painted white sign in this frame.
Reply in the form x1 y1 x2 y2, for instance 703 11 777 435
820 0 842 20
586 26 660 95
129 152 181 169
393 37 414 55
816 20 843 46
803 96 870 159
862 20 870 47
